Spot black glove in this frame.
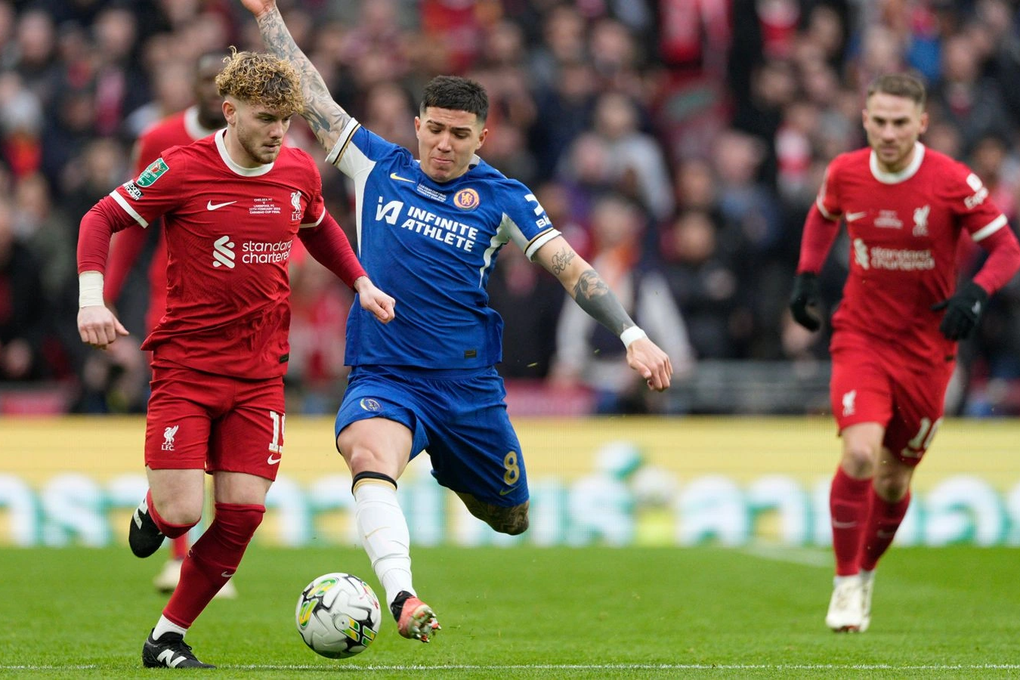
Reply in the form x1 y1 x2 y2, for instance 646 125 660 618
789 272 823 331
931 280 989 341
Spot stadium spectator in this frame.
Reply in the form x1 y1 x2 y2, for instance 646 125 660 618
551 194 692 414
662 209 742 361
486 240 564 380
243 0 673 643
788 73 1020 633
0 197 46 381
591 91 675 222
75 49 394 668
931 32 1012 156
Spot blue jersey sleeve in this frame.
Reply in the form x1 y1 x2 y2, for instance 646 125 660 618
491 179 560 261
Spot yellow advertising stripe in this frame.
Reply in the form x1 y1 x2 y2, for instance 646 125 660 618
1 416 1017 491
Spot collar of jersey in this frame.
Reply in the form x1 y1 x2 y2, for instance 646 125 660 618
215 129 275 177
185 106 223 142
869 141 924 185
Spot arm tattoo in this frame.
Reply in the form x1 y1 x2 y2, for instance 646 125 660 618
549 247 575 276
572 269 636 336
257 8 351 151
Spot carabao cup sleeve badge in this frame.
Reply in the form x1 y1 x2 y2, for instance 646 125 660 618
453 188 480 211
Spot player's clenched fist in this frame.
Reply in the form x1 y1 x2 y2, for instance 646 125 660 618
354 277 397 324
627 336 673 392
77 306 129 350
239 0 276 18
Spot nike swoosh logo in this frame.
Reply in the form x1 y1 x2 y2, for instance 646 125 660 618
267 455 281 465
499 487 515 496
846 211 867 222
362 527 389 541
207 200 237 211
831 519 858 529
390 172 416 184
221 571 234 578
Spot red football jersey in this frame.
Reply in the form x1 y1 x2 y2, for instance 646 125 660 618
817 142 1008 363
106 107 221 333
105 130 328 379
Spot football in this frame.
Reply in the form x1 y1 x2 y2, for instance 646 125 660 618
295 572 382 658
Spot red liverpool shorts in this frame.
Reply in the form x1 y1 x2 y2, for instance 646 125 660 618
144 364 286 480
829 331 954 465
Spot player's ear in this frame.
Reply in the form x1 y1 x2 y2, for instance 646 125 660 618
475 127 488 150
918 111 929 135
414 116 421 136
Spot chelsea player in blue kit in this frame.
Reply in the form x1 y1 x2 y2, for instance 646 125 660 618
243 0 674 643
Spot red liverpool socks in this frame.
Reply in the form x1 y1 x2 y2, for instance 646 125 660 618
162 503 264 628
859 489 910 572
829 467 871 576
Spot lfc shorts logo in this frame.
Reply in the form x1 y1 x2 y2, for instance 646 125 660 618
842 390 857 417
162 425 179 451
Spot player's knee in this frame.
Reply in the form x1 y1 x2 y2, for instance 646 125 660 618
872 471 910 502
491 503 529 536
155 499 203 528
840 444 876 477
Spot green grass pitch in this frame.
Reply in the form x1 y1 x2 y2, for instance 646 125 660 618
1 546 1017 678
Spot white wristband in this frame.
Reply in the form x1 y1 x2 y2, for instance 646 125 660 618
620 326 647 349
79 271 105 309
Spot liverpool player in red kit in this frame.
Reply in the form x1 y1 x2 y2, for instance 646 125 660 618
790 73 1020 633
105 51 232 598
77 50 394 668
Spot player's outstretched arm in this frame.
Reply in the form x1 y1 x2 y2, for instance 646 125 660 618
77 272 129 350
534 236 673 392
241 0 352 154
354 276 396 324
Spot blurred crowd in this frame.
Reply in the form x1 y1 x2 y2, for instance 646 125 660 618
2 0 1020 416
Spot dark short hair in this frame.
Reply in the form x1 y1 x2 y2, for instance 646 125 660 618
867 73 926 108
420 75 489 122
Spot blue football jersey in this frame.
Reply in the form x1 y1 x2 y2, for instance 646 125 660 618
326 120 561 369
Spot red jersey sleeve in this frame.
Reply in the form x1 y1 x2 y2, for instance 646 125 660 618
943 162 1009 241
295 162 365 288
77 197 139 275
815 157 844 220
111 150 188 229
940 161 1020 293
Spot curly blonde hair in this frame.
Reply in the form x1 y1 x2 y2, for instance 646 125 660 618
215 47 304 116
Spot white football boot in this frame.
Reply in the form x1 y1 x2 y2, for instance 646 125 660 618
153 558 238 599
858 570 874 632
826 575 864 632
153 559 183 594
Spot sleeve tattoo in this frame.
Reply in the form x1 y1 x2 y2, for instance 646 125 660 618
256 8 351 148
572 269 636 336
549 248 575 276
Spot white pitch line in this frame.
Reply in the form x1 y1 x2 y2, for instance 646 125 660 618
8 664 1019 671
739 543 833 568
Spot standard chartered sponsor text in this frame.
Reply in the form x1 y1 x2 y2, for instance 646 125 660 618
242 239 292 264
870 247 935 271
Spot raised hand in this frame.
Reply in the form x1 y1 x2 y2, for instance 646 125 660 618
78 305 130 350
239 0 276 18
